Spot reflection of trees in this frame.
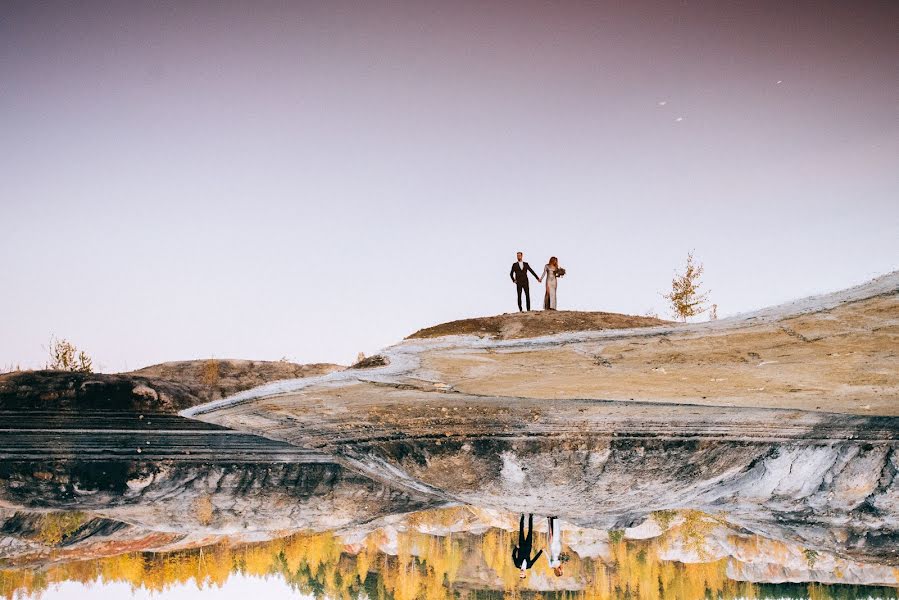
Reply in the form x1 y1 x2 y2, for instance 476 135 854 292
2 508 897 600
33 512 86 546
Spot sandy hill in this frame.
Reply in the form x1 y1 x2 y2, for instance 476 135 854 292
188 270 899 418
400 273 898 415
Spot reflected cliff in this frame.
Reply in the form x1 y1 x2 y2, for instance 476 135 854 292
0 457 438 541
340 433 899 567
2 506 898 600
2 384 898 599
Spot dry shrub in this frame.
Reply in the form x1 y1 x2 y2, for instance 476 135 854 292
46 336 93 372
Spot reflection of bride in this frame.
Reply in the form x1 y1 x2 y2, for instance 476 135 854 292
540 257 563 310
547 516 563 576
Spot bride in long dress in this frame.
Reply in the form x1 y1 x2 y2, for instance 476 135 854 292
540 256 563 310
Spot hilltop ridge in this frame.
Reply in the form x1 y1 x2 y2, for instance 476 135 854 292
407 310 668 340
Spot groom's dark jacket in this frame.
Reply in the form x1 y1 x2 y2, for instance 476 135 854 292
510 262 539 286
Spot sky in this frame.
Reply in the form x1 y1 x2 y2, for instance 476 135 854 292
2 1 897 372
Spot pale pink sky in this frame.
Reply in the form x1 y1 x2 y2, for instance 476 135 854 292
2 1 897 371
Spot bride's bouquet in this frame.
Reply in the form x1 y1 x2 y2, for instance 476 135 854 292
556 267 566 278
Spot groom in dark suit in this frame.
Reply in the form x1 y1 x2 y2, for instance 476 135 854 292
510 251 540 312
512 513 543 577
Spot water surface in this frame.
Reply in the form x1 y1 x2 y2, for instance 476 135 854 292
2 506 897 600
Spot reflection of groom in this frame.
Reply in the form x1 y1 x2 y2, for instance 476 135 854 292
510 251 540 312
512 513 542 577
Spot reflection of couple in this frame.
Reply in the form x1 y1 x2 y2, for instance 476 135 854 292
512 514 565 578
509 252 565 312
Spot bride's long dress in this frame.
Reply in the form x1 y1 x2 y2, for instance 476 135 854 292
542 265 558 310
547 517 563 568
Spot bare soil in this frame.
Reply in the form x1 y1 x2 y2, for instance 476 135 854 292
407 310 669 340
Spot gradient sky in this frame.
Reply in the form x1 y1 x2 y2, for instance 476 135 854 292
2 1 897 372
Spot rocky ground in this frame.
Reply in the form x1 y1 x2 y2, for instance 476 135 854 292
130 359 342 403
0 370 206 413
0 359 347 464
0 358 344 413
1 273 896 590
181 271 899 568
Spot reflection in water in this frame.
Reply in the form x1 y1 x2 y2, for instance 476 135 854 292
512 514 542 578
2 507 898 600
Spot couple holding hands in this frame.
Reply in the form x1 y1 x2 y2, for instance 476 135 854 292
509 251 566 312
512 514 567 578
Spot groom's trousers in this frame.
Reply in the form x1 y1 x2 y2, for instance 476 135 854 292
517 282 531 311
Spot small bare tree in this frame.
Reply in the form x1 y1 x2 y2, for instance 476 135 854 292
709 304 718 321
47 337 93 372
663 252 710 322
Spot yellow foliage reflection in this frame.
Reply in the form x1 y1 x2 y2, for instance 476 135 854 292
1 508 896 600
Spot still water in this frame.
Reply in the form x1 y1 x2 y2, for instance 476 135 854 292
2 507 897 600
2 395 898 600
